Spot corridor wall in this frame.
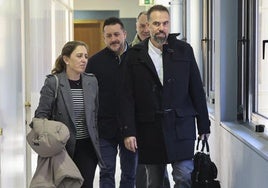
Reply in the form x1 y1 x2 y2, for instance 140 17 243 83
0 0 73 187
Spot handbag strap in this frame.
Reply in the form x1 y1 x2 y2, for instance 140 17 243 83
196 135 210 153
51 74 59 120
53 74 59 99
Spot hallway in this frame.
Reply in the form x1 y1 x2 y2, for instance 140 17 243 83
1 0 268 188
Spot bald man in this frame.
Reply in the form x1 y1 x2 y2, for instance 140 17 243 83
130 11 150 46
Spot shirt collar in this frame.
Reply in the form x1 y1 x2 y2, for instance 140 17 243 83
148 39 162 56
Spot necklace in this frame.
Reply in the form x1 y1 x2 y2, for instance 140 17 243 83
69 79 81 86
74 80 81 86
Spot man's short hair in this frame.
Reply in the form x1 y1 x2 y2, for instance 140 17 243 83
147 5 169 21
137 11 147 20
103 17 125 31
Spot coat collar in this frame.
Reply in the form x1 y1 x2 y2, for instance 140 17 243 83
130 33 181 87
57 72 75 125
131 38 163 87
104 41 129 57
56 72 96 129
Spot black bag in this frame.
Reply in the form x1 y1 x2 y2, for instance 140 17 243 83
191 137 221 188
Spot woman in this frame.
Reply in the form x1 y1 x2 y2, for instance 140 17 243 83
34 41 104 188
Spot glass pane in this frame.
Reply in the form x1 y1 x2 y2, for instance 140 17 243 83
0 0 26 187
257 0 268 117
55 1 70 59
28 0 53 177
201 0 209 94
201 0 214 103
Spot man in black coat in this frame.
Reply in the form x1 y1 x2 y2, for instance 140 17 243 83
86 17 137 188
131 11 171 188
120 5 211 188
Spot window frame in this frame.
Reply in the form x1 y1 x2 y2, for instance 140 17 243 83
238 0 268 135
201 0 215 105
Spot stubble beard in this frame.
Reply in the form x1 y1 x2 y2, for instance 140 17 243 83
153 33 167 45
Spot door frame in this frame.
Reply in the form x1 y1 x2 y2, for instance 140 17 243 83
74 20 105 57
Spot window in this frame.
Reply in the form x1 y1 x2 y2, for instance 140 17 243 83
238 0 268 132
201 0 215 104
237 0 251 122
251 0 268 130
256 0 268 118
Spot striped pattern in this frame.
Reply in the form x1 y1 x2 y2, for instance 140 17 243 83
71 88 89 139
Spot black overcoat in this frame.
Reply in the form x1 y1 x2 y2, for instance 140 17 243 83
86 47 126 139
120 35 211 164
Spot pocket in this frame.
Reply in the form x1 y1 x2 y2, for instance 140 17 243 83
175 108 198 117
174 108 197 139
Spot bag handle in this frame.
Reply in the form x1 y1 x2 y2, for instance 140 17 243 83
196 135 210 153
53 74 59 99
51 74 59 120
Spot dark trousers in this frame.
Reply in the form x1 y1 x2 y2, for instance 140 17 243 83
73 138 98 188
99 138 138 188
145 160 193 188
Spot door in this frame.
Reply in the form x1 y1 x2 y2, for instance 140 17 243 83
74 20 105 57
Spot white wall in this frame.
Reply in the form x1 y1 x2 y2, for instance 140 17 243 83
0 0 25 187
186 0 202 74
209 119 268 188
74 0 145 18
0 0 73 187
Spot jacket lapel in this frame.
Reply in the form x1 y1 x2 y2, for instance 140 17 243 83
135 40 163 87
58 72 76 126
82 74 94 125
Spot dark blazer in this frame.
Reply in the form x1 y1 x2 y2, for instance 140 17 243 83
86 47 126 139
120 35 211 164
34 71 104 168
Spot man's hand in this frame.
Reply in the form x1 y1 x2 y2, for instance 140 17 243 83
124 136 137 152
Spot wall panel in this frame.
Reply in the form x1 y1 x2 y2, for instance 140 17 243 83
0 0 25 187
0 0 73 187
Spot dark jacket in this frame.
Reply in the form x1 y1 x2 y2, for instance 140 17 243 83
34 72 104 168
120 35 211 164
86 47 127 139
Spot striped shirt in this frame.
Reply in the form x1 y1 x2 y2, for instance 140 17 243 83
69 79 89 139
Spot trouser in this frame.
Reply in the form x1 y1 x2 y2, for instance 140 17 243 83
73 138 98 188
99 138 138 188
136 164 170 188
146 160 193 188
